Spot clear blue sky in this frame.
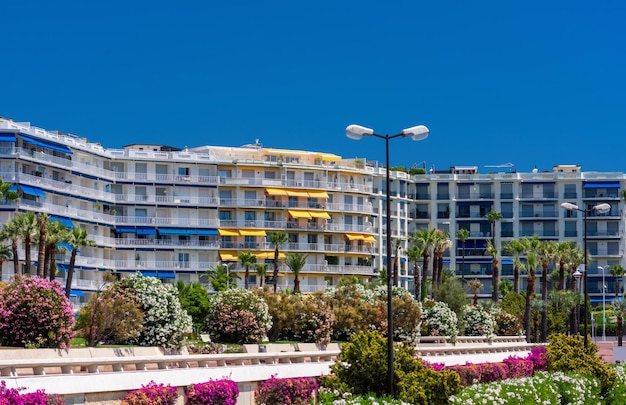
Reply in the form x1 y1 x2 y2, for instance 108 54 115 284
2 1 625 173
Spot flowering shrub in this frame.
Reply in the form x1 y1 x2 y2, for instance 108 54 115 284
0 275 75 348
185 379 238 405
526 345 548 372
291 293 334 346
121 381 177 405
503 356 534 378
448 363 482 386
479 362 509 382
461 304 496 337
0 381 64 404
255 376 317 405
113 274 192 348
491 307 524 336
420 299 458 339
206 288 272 344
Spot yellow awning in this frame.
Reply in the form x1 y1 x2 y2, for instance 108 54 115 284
218 229 239 236
239 230 267 236
363 235 377 243
219 252 238 261
346 234 365 240
255 252 286 260
266 188 287 196
317 153 342 162
307 190 329 198
289 210 312 219
286 190 309 197
309 211 331 219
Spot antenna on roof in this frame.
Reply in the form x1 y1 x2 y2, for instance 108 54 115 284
484 162 515 172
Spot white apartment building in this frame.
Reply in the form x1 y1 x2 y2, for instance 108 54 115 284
0 118 623 306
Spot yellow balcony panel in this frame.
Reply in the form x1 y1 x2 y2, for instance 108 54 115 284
346 233 365 240
363 235 377 243
286 190 309 197
317 153 342 162
219 251 238 261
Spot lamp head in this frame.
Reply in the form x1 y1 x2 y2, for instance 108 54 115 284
401 125 429 141
593 203 611 214
573 269 582 279
561 202 579 211
346 124 374 141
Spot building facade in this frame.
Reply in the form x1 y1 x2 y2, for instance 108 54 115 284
0 118 623 307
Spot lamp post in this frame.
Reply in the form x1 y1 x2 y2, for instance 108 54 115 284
346 123 429 395
598 266 607 341
573 268 582 334
561 202 611 348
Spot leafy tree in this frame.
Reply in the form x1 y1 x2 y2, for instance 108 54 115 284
285 252 308 293
503 239 525 293
499 291 526 321
499 279 513 298
176 281 211 333
77 282 144 346
238 251 256 290
65 228 95 298
268 232 288 293
432 274 467 318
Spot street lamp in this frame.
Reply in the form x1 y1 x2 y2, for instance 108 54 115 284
573 268 582 335
561 202 611 348
598 266 608 341
346 123 429 395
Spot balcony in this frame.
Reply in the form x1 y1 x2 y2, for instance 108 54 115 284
115 194 219 207
0 172 114 202
118 260 219 272
115 216 220 227
115 238 220 249
0 198 115 224
115 172 219 185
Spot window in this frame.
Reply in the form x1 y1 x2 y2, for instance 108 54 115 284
178 167 190 176
244 211 256 221
219 211 232 220
264 171 276 179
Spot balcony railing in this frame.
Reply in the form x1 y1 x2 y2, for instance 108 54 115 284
115 238 220 249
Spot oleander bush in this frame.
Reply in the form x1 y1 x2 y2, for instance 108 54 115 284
185 379 239 405
255 376 317 405
0 275 75 349
420 299 458 339
490 307 524 336
206 287 272 344
121 381 177 405
461 304 496 337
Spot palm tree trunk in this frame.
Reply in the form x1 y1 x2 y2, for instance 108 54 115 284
618 315 623 347
11 240 19 276
492 258 499 302
437 250 444 286
541 262 548 342
393 257 399 287
558 260 565 291
431 247 438 296
616 278 620 300
36 216 47 278
272 247 279 294
244 265 249 290
461 243 466 281
294 276 300 293
513 264 519 293
524 273 535 343
49 251 57 282
414 262 421 301
24 236 32 276
421 252 429 301
65 250 77 298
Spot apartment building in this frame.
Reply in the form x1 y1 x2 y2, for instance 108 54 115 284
0 118 623 306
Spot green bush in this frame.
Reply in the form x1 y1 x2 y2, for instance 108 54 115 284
328 331 460 404
546 333 617 393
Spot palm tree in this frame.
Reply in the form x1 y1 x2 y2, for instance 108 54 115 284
238 251 256 290
456 228 470 281
268 232 288 293
406 245 424 301
468 279 483 306
0 244 11 282
436 233 451 287
503 239 525 293
392 239 401 287
16 212 38 276
0 179 19 204
521 236 540 343
484 210 503 300
412 228 436 300
538 240 557 342
613 297 626 346
204 264 240 292
499 279 513 298
285 252 308 293
610 264 625 299
430 229 448 292
486 240 499 302
36 213 48 278
554 241 573 291
44 220 70 281
0 220 20 276
65 228 95 298
254 263 269 287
